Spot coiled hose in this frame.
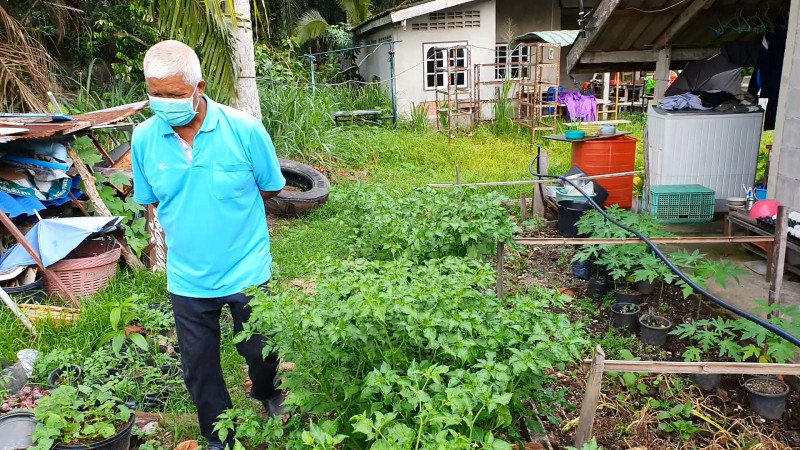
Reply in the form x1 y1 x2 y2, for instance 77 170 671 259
529 158 800 348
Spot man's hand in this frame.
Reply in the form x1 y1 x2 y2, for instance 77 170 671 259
260 190 282 201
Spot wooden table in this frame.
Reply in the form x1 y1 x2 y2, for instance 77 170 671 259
542 131 631 143
724 207 800 277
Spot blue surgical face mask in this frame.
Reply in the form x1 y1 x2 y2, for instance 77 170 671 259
148 84 199 126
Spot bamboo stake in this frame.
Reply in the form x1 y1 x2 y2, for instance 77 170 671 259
0 286 36 335
515 236 775 245
428 171 644 188
67 145 144 269
496 241 505 300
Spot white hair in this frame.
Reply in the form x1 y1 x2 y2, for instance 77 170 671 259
143 40 203 86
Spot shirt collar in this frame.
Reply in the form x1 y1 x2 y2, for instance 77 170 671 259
159 94 219 136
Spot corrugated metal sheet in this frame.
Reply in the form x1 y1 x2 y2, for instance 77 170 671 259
516 30 581 46
568 0 783 73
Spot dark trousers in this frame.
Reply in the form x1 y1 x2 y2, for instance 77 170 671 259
170 287 279 444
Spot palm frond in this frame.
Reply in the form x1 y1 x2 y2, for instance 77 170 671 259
0 5 55 112
150 0 239 104
294 9 329 43
336 0 372 25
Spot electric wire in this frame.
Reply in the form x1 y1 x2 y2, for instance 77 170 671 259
530 161 800 348
624 0 690 14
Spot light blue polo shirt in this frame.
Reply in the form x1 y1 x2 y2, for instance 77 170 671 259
132 96 285 298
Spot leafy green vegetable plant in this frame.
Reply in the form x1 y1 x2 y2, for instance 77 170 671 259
31 384 133 449
98 295 148 355
671 300 800 363
337 186 518 261
241 257 588 448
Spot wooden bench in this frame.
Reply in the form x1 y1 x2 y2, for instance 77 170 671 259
332 109 384 126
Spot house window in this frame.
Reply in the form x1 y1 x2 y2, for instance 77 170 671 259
424 42 468 90
495 44 530 80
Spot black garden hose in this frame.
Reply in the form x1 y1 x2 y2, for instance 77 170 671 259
530 160 800 348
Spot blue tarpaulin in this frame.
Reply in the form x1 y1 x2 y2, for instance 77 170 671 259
0 216 123 270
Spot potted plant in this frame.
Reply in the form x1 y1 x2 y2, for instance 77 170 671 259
31 384 135 450
669 319 737 392
47 365 82 389
574 247 607 300
639 310 672 347
610 303 640 330
744 377 790 420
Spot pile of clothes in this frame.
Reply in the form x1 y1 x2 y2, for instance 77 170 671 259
658 91 762 113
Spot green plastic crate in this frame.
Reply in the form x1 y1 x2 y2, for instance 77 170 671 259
650 185 715 223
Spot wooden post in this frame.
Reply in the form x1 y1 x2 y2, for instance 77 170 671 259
67 145 145 270
0 211 78 307
456 164 462 206
496 241 505 300
532 151 548 218
768 206 789 312
574 346 606 448
520 192 528 222
654 46 672 102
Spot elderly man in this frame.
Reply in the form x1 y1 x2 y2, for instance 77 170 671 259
132 40 286 448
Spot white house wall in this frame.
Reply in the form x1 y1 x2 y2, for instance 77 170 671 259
357 0 571 118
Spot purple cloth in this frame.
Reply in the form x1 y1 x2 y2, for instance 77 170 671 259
559 92 597 122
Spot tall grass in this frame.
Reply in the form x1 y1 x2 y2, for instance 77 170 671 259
259 82 391 165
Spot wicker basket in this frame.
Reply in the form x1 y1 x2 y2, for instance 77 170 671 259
45 237 121 297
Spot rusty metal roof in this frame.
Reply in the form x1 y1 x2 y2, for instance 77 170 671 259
0 101 147 143
567 0 789 73
72 101 148 126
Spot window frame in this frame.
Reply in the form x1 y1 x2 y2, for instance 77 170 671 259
494 43 530 81
423 41 468 91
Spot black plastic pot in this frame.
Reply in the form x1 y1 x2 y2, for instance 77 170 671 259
141 393 166 410
54 415 135 450
610 303 640 330
744 377 790 420
639 315 672 347
634 280 655 295
572 259 592 280
614 290 641 304
48 365 83 388
586 277 609 300
4 276 46 303
557 200 594 238
689 373 722 393
0 411 37 449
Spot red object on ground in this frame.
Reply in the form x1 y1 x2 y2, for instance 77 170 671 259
749 199 780 219
571 136 638 208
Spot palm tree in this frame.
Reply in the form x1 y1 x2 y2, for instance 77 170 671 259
2 0 247 111
150 0 241 104
295 0 372 44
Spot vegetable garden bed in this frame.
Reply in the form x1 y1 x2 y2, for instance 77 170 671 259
511 209 800 449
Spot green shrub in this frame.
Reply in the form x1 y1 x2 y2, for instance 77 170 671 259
337 186 518 262
242 257 588 448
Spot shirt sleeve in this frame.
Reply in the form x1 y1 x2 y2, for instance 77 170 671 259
249 122 286 192
131 136 159 205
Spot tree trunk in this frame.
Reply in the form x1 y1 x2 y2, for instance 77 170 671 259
232 0 262 119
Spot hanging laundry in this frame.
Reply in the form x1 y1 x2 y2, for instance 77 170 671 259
558 92 597 122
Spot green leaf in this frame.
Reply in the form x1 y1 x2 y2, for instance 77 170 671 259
108 172 131 189
111 333 124 355
128 333 149 351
